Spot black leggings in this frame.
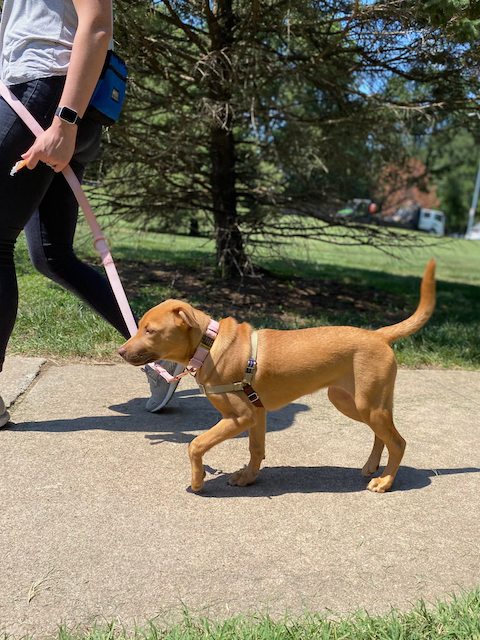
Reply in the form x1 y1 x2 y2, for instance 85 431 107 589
0 76 130 372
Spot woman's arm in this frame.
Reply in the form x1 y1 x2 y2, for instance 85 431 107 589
23 0 112 172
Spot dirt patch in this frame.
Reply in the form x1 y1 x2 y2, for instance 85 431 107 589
118 261 407 327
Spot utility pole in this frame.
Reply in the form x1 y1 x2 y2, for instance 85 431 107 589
466 157 480 237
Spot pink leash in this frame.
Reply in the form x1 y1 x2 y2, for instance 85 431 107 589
0 80 219 383
0 80 137 337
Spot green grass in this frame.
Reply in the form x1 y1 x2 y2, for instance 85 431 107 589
9 221 480 368
42 590 480 640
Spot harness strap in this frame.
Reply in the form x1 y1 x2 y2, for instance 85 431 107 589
244 330 258 385
198 381 245 394
198 330 264 408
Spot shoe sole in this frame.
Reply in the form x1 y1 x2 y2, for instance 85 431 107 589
0 410 11 428
147 363 185 412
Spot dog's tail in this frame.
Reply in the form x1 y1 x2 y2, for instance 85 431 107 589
376 258 436 344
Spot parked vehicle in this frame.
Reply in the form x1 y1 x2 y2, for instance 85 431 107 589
388 206 445 236
336 200 445 236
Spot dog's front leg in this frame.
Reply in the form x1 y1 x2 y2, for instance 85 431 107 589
229 408 266 487
188 395 256 492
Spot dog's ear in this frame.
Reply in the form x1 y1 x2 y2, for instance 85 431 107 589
174 306 199 329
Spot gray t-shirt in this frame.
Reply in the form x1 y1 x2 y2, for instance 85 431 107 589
0 0 77 85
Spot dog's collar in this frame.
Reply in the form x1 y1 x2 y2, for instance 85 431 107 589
149 319 219 383
187 319 220 373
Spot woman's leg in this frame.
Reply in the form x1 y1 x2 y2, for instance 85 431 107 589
0 78 62 372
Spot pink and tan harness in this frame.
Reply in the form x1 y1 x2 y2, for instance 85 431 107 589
154 320 263 407
197 328 263 408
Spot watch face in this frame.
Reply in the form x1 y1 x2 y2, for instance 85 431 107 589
58 106 78 123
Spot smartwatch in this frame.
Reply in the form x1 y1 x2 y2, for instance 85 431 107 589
55 106 81 125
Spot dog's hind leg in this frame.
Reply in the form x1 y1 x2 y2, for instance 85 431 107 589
361 435 385 477
328 386 363 422
360 407 406 493
229 408 266 487
328 386 386 478
352 349 404 492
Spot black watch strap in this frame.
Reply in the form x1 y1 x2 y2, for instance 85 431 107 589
55 106 81 125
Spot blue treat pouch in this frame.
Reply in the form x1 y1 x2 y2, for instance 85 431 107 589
87 50 127 125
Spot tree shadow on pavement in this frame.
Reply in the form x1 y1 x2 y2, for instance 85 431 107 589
195 465 480 497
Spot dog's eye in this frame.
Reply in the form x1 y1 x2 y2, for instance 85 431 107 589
144 326 155 335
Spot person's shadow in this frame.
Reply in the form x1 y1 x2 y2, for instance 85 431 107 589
109 388 311 444
11 388 310 445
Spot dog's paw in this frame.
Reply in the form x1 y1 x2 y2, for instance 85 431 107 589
228 466 257 487
367 476 393 493
361 462 380 477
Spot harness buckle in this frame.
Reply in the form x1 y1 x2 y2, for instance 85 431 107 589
200 335 215 350
245 358 256 375
243 383 259 402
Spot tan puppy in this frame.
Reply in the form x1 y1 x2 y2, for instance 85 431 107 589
119 259 436 494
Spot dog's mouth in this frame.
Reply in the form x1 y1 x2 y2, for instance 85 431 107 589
121 351 158 366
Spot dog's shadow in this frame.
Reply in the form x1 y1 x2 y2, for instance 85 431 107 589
12 389 479 496
195 465 480 497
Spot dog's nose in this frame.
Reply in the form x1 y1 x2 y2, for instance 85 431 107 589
118 346 127 358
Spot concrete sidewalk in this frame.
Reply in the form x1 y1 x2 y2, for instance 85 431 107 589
1 356 479 637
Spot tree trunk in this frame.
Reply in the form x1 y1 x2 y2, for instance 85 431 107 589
206 0 249 278
210 119 248 278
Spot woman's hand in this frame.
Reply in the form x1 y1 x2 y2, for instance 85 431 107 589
22 118 78 173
